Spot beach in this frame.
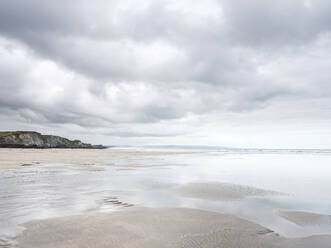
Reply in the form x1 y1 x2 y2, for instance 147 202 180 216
16 208 331 248
1 148 331 247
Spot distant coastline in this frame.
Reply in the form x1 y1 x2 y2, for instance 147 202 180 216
0 131 105 149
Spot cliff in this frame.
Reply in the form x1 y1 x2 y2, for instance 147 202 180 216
0 131 105 149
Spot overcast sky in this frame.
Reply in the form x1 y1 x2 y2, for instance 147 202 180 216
1 0 331 148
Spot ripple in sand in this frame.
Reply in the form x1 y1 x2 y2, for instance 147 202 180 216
103 197 134 208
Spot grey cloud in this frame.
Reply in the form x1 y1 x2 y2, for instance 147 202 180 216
221 0 331 47
0 0 331 141
0 0 233 83
103 131 180 137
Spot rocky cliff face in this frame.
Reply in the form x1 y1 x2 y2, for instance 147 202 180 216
0 131 105 149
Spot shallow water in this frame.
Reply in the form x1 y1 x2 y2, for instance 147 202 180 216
1 149 331 245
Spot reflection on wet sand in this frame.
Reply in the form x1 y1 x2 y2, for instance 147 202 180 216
0 148 331 247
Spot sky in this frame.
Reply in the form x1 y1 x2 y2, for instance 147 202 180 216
1 0 331 148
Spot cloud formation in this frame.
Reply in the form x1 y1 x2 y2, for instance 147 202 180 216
0 0 331 147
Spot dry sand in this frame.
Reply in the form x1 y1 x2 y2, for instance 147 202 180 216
17 208 331 248
0 148 193 171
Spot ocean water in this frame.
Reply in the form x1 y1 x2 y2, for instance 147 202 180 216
1 147 331 245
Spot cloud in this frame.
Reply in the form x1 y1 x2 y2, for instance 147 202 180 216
0 0 331 147
221 0 331 47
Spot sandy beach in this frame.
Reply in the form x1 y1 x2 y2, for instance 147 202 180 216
0 148 193 171
1 148 331 247
279 210 331 227
17 208 331 248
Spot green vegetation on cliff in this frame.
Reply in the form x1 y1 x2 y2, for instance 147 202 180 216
0 131 25 137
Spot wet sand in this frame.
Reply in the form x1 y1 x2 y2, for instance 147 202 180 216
17 208 331 248
279 210 331 227
175 182 283 200
1 148 331 247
